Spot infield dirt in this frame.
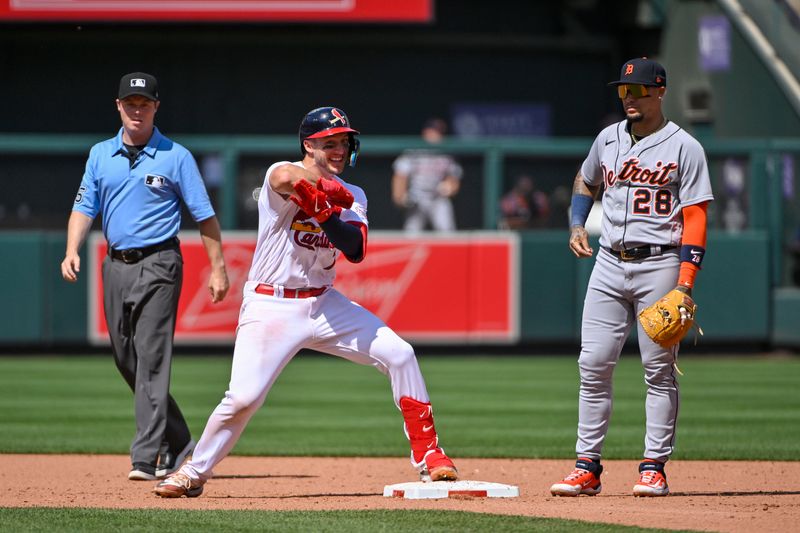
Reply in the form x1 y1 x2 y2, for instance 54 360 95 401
2 455 798 533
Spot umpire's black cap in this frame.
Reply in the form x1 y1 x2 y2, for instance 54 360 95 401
118 72 159 101
608 58 666 87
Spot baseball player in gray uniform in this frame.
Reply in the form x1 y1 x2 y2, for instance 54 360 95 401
391 118 463 233
550 58 714 497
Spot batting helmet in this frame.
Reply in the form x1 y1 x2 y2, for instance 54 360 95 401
299 107 360 167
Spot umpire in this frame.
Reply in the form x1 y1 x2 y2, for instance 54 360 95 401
61 72 230 481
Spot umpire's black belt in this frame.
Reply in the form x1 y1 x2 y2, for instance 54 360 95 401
605 245 676 262
109 237 179 264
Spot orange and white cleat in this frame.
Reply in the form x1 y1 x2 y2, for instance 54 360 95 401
633 459 669 496
550 458 603 496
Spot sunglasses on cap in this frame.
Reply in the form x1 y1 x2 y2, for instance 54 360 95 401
617 84 652 99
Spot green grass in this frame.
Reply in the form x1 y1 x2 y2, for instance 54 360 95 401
1 353 798 460
0 508 698 533
2 353 785 532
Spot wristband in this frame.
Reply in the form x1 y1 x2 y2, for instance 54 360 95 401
678 263 698 288
680 244 705 267
570 194 593 227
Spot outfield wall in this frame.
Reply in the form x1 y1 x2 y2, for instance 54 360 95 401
3 230 794 349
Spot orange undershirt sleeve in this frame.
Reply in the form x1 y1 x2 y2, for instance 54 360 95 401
678 202 709 289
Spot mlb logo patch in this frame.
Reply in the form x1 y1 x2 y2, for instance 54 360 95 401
131 78 147 87
145 174 166 188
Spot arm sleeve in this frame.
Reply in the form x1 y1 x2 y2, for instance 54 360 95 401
319 216 366 263
682 202 708 246
678 201 708 288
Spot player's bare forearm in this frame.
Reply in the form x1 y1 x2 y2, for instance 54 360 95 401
391 173 409 206
61 211 94 282
572 171 600 199
269 163 325 195
198 216 230 303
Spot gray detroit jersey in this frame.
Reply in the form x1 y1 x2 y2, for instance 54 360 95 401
581 121 714 250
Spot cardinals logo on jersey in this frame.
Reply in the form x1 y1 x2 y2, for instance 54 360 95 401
290 211 333 251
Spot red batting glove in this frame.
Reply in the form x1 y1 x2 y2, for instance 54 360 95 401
317 176 354 209
290 179 336 223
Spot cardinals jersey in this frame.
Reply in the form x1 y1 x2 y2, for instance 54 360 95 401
247 161 368 289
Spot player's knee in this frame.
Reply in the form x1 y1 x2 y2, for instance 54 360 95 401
578 355 616 381
395 340 417 366
379 338 417 369
643 360 676 385
223 389 265 414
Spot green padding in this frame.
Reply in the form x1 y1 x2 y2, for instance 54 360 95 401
0 232 45 342
518 231 577 341
772 288 800 347
44 234 87 342
0 232 87 344
693 231 769 339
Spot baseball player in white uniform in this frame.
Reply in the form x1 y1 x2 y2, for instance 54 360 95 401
154 107 458 498
391 118 463 233
550 58 714 497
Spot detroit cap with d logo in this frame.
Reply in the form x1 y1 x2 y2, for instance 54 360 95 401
118 72 159 100
608 58 667 87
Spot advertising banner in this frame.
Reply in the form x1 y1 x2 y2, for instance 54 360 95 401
0 0 432 22
89 231 518 345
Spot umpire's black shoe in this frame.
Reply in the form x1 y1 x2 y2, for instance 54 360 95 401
129 462 158 481
156 439 195 479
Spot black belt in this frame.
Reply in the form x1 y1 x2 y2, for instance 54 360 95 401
109 237 179 264
605 245 676 261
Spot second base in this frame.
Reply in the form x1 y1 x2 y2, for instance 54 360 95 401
383 480 519 499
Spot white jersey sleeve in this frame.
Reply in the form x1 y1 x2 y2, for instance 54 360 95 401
247 161 368 289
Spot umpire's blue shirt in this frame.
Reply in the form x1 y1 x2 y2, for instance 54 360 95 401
73 127 215 249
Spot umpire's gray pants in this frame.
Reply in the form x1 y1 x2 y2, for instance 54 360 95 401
102 246 191 467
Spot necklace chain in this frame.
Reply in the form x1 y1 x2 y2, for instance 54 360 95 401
630 117 667 144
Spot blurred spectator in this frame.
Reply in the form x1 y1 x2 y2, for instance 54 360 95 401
498 174 550 229
392 118 463 233
549 185 572 228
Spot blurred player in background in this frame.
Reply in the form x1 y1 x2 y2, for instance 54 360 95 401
61 72 230 482
154 106 458 498
392 118 463 233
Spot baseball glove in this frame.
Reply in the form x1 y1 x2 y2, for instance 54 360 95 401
316 176 354 209
290 179 343 223
638 288 698 348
